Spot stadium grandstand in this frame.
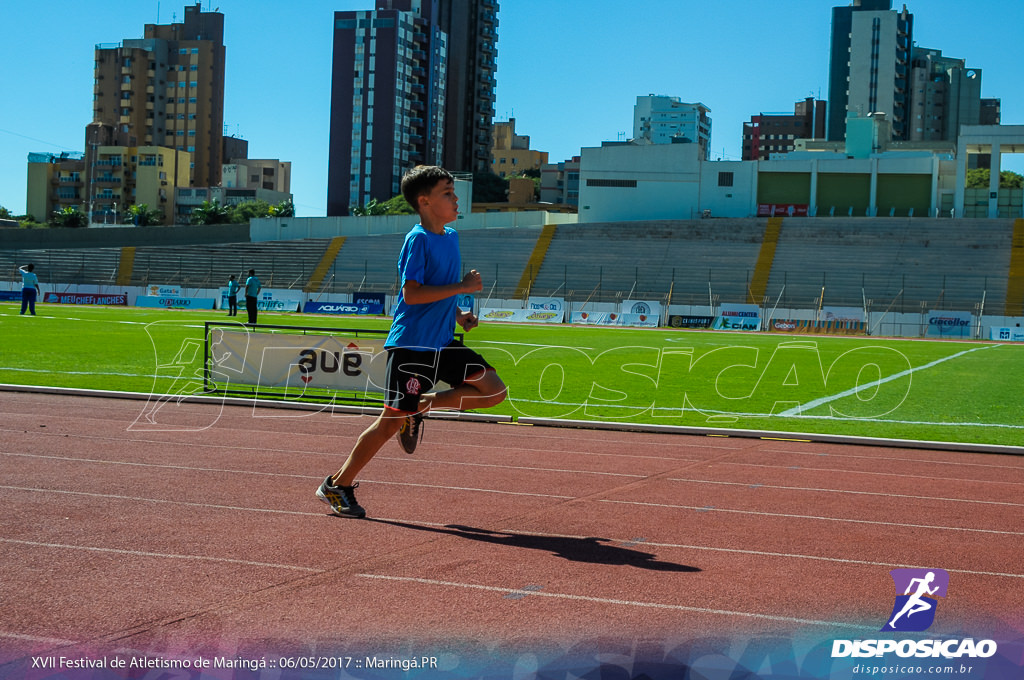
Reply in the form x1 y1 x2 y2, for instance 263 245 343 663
3 216 1023 320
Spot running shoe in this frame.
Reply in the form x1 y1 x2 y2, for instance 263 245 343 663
396 413 424 454
316 476 366 518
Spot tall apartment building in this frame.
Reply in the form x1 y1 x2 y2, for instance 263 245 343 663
490 118 548 178
327 0 499 216
742 98 827 160
92 2 226 190
633 95 712 160
827 0 912 142
907 47 991 142
437 0 499 174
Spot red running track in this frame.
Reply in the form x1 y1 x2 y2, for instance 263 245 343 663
1 390 1022 672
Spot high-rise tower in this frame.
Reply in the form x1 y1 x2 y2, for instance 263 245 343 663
827 0 912 142
92 2 226 188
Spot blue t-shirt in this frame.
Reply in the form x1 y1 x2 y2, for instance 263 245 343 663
227 279 239 296
21 270 38 289
244 276 260 297
385 225 461 350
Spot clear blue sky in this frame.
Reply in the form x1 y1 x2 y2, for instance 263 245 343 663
2 0 1022 219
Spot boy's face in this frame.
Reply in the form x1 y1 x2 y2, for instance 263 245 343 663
419 178 459 225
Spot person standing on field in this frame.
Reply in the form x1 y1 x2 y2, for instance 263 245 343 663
244 269 261 325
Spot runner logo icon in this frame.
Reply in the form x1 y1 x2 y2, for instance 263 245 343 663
881 568 949 632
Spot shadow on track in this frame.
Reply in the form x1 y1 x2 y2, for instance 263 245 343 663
368 519 701 573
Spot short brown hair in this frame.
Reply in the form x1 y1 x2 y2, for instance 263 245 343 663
401 165 453 211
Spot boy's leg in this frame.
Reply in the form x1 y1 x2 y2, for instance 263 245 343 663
421 369 506 412
332 409 405 487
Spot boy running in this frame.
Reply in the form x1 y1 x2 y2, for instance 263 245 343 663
317 165 507 518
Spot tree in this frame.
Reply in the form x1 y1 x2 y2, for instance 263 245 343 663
128 203 162 226
965 168 1024 189
190 199 232 225
350 198 388 216
0 205 13 220
472 170 508 203
49 206 87 229
228 199 272 223
269 200 294 217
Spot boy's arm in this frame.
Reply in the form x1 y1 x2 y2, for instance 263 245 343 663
402 269 481 306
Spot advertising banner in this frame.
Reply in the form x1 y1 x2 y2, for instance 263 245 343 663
1 290 25 301
303 301 385 315
354 292 386 307
147 285 182 297
137 295 216 310
622 300 662 322
769 318 866 335
822 306 863 323
926 310 973 338
480 308 564 323
43 292 127 306
713 315 761 331
990 327 1024 342
571 312 658 327
667 315 714 329
210 330 387 393
757 203 808 217
527 297 565 313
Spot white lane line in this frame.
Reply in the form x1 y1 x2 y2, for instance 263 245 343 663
496 528 1024 579
778 345 997 417
599 499 1024 536
0 450 643 482
0 631 79 645
356 574 878 631
0 538 322 573
722 461 1024 486
667 477 1024 507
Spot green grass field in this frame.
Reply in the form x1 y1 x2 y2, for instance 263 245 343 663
2 302 1022 447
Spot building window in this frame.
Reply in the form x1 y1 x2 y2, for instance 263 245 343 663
718 172 734 187
585 179 638 188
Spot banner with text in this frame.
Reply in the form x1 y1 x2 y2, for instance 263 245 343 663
137 295 216 310
927 310 973 338
480 308 564 323
43 292 127 306
210 330 387 394
303 301 385 315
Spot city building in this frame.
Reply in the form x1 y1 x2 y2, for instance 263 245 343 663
742 98 827 161
26 152 86 223
827 0 913 142
222 158 292 193
92 2 226 190
490 118 548 178
539 156 580 207
326 0 499 216
327 2 447 216
633 95 712 160
438 0 499 174
908 47 987 143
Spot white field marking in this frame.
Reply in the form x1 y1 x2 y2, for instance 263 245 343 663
0 450 644 483
507 397 1024 430
0 311 205 329
720 461 1024 487
778 345 998 417
0 366 175 378
356 574 879 631
599 499 1024 536
0 631 79 645
477 340 595 350
497 528 1024 579
666 477 1024 507
0 537 322 573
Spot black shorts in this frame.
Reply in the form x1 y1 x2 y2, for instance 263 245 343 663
384 339 493 413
